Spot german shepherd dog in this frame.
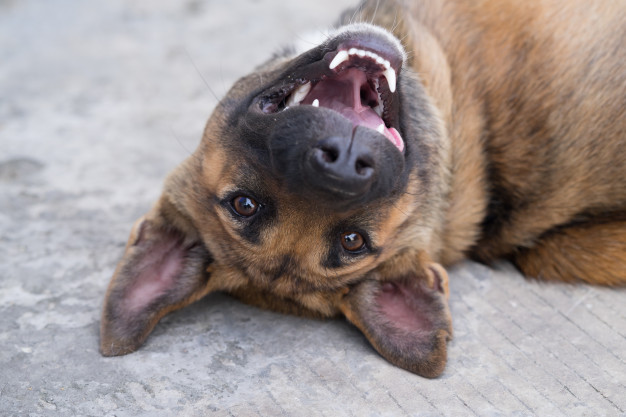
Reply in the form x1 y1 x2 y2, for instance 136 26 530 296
100 0 626 377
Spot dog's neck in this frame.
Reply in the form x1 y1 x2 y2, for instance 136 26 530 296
381 3 490 265
339 1 493 265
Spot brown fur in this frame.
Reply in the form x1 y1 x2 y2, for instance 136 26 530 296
100 0 626 377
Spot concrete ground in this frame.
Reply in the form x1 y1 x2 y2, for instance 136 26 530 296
1 0 625 415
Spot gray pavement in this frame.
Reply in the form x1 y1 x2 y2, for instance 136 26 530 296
1 0 625 415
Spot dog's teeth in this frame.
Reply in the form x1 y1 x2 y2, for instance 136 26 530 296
294 82 311 103
335 47 396 92
376 123 385 134
312 99 319 107
374 102 383 117
382 67 397 93
286 82 312 107
373 79 384 117
329 50 349 70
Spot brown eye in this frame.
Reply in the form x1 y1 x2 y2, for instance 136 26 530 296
231 196 259 217
341 232 365 252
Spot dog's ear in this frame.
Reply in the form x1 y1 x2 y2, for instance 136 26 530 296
100 198 215 356
339 264 452 378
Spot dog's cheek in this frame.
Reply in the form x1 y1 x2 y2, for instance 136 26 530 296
339 268 452 378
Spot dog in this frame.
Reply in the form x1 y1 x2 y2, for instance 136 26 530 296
100 0 626 378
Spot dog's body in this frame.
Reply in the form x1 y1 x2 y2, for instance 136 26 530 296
101 0 626 377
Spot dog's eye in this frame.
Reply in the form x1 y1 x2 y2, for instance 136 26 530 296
231 196 259 217
341 232 365 252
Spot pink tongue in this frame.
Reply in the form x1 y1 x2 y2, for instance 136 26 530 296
302 69 404 152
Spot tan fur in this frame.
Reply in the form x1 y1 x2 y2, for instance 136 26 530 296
101 0 626 376
353 0 626 279
515 219 626 285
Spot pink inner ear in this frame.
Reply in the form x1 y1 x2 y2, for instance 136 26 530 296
376 282 432 334
123 238 185 314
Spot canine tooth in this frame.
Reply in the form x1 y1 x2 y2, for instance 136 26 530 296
373 79 384 117
329 50 349 70
374 102 383 117
376 123 385 134
286 82 311 107
383 67 397 93
312 99 319 107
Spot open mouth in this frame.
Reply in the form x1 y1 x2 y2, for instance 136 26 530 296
258 37 405 153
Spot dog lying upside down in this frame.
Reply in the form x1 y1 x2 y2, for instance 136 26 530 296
100 0 626 377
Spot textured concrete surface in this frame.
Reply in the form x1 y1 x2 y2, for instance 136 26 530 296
1 1 625 416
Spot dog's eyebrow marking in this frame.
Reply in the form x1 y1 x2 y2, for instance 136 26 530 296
233 208 273 245
270 254 297 282
323 246 344 269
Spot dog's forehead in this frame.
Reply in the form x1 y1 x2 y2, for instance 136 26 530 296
194 140 230 193
194 129 269 195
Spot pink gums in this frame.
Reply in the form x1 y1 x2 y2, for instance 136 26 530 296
303 68 404 152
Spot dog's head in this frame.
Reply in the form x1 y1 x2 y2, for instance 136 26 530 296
101 22 453 377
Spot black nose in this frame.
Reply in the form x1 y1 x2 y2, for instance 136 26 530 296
305 136 376 197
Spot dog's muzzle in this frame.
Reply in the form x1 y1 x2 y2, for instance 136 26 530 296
255 25 408 208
